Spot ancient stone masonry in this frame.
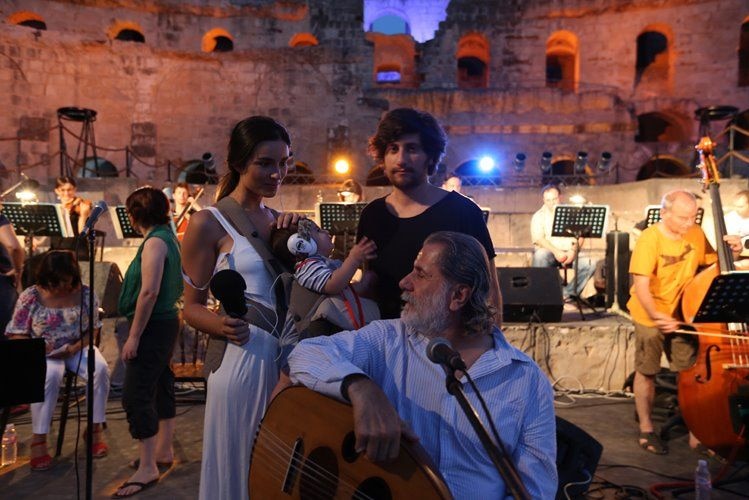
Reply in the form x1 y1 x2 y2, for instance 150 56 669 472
0 0 747 183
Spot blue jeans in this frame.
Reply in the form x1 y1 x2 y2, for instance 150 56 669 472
532 249 595 299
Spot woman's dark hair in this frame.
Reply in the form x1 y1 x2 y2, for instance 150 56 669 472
36 250 81 290
126 186 171 228
55 176 77 188
269 224 299 272
368 108 447 174
215 116 292 201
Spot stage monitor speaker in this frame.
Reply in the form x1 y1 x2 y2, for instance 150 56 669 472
498 267 563 323
556 416 603 499
605 231 631 311
79 261 123 317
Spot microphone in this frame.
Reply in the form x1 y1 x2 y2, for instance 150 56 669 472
209 269 248 318
79 200 107 238
426 337 467 372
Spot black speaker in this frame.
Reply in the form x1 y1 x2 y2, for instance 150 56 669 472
556 416 603 499
605 231 631 311
79 261 123 317
498 267 563 323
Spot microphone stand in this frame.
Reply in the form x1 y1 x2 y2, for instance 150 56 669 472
85 228 97 500
443 369 530 500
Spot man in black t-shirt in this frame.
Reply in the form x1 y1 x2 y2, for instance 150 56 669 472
356 108 497 320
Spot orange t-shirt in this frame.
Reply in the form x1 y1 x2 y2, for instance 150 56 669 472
627 224 717 326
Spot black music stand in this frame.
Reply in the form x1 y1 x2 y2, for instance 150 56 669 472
551 204 609 319
693 272 749 323
643 205 704 227
316 202 367 259
0 202 70 256
109 206 142 239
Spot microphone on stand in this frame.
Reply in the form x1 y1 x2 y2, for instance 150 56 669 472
79 200 107 239
426 337 467 372
209 269 248 318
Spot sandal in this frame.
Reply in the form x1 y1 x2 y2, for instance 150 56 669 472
112 478 159 498
639 431 668 455
85 426 109 458
30 441 52 471
692 443 726 463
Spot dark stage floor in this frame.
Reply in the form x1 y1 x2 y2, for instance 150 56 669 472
2 383 748 499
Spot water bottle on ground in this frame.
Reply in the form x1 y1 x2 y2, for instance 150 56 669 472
695 459 712 500
1 423 18 466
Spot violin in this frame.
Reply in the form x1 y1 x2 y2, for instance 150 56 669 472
678 136 749 459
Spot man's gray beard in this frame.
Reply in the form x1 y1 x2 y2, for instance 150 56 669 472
401 288 452 338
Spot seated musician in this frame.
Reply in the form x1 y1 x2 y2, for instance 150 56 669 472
629 190 746 456
172 182 201 242
287 231 557 498
54 176 91 237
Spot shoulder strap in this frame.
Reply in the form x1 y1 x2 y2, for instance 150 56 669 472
214 197 290 333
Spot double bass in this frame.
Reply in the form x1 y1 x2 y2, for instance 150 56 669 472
678 136 749 459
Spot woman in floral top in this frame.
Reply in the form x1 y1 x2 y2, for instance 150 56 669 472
5 250 110 471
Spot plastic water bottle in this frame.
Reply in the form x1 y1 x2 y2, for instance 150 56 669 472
695 459 712 500
1 424 18 466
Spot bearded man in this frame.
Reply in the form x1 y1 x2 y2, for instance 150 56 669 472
287 231 557 498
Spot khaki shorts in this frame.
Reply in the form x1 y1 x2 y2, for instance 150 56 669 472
634 322 697 375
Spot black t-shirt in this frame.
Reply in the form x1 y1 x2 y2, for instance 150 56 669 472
356 191 495 319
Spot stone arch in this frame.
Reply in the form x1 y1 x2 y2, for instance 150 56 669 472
369 14 410 36
7 11 47 30
202 28 234 53
546 31 578 92
635 24 673 90
456 33 490 89
635 110 691 142
366 32 417 87
289 33 319 48
636 155 692 180
108 21 146 43
740 17 749 86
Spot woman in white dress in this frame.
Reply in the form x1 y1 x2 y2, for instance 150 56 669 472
181 116 296 500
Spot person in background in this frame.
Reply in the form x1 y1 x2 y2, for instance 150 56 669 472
337 178 364 203
114 187 182 498
172 182 202 243
181 116 298 500
356 107 498 321
441 173 462 193
725 189 749 237
5 250 108 471
0 208 24 334
530 184 596 299
287 232 557 498
54 176 91 236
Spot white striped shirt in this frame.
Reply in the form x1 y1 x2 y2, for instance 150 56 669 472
288 320 558 499
295 255 342 293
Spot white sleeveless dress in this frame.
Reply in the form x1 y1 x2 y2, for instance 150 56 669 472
198 207 281 500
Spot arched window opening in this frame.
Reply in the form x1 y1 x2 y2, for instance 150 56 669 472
202 29 234 53
456 34 489 89
289 33 319 48
115 29 145 43
370 15 410 36
635 30 669 87
546 31 578 91
636 156 692 180
8 11 47 30
636 111 690 143
108 22 146 43
78 158 119 178
739 20 749 87
376 64 401 84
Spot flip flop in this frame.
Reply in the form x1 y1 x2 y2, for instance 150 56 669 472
112 478 159 498
639 431 668 455
128 458 173 470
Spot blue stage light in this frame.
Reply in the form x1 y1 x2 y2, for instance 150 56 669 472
478 156 495 173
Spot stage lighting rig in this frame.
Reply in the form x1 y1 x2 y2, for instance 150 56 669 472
478 156 495 173
513 153 526 172
574 151 588 173
539 151 553 173
596 151 612 171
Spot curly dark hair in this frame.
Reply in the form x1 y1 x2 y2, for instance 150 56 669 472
367 108 447 174
126 186 171 229
35 250 81 290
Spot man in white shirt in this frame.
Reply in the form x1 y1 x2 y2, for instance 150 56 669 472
530 184 595 299
725 190 749 237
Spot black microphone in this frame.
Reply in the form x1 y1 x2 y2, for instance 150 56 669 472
426 337 467 372
79 200 107 238
209 269 248 318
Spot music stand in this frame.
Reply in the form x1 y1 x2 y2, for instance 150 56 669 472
316 202 367 259
551 204 610 319
109 206 142 239
644 205 704 227
0 202 70 256
693 272 749 323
